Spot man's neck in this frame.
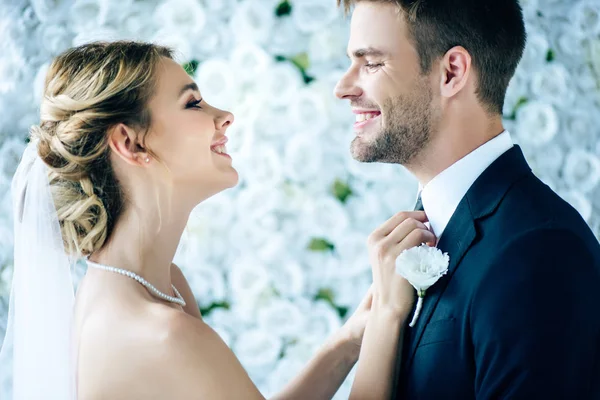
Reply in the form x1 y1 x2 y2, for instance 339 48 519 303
406 118 505 185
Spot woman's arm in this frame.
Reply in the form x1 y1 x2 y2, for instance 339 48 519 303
350 211 434 399
271 289 372 400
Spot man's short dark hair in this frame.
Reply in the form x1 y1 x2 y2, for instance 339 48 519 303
338 0 527 115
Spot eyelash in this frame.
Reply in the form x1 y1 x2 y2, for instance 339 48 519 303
186 98 203 109
365 62 384 70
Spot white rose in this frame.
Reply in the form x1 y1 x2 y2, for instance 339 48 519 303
229 43 272 84
267 259 306 298
230 0 276 45
283 132 325 184
228 257 272 300
525 143 564 181
515 101 559 147
257 298 306 338
292 0 340 34
344 190 391 235
72 26 123 46
0 138 26 181
551 23 588 62
563 107 599 149
328 272 372 310
154 0 206 35
194 59 238 109
256 62 304 108
152 29 194 63
0 42 24 94
289 86 332 136
235 184 283 223
558 190 592 222
307 19 349 65
33 63 50 105
264 357 305 398
530 63 573 107
330 231 370 278
303 300 342 341
204 307 247 335
232 328 283 369
236 144 285 187
121 1 159 41
37 24 74 57
180 264 227 308
562 149 600 194
519 29 549 70
69 0 112 34
303 196 350 239
588 38 600 87
194 19 233 59
267 17 309 57
31 0 73 23
569 1 600 36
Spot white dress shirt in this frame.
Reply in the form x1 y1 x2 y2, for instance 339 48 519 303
419 131 514 239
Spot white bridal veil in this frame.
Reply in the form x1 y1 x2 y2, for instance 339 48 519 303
0 139 76 399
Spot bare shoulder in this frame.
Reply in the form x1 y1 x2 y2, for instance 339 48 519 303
77 301 262 399
170 262 202 318
159 311 265 399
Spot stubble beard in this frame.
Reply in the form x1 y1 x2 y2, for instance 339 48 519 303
351 83 434 166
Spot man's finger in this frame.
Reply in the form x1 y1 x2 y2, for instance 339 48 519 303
370 211 428 240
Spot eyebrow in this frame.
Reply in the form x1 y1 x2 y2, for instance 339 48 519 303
347 47 387 59
179 82 199 97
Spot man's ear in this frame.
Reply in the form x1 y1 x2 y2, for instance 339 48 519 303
107 123 150 166
438 46 472 99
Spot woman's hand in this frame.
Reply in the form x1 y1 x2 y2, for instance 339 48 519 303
338 286 373 350
367 211 436 319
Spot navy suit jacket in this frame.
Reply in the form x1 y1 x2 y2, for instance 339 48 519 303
393 146 600 399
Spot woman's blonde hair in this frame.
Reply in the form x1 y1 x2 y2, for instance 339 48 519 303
31 41 173 257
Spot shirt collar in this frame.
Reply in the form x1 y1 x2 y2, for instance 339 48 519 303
419 131 514 238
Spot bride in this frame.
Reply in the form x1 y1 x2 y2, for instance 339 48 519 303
0 41 433 399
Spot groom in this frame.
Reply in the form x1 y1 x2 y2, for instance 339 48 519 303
335 0 600 399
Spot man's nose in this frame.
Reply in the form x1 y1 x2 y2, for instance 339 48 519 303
334 70 362 100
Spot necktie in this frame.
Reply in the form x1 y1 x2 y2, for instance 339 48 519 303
414 195 424 212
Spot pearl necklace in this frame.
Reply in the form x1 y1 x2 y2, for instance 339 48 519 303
86 260 186 307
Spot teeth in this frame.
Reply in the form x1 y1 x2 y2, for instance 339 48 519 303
356 113 379 123
212 145 227 154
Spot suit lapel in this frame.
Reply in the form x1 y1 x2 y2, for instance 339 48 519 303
404 194 477 371
400 145 533 373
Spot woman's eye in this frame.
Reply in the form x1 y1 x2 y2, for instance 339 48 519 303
186 98 203 109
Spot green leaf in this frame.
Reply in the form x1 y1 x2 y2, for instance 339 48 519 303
315 288 335 303
290 52 310 72
199 300 231 316
308 238 335 252
546 49 555 62
315 288 349 319
505 96 528 121
182 59 199 76
275 0 293 17
332 179 353 203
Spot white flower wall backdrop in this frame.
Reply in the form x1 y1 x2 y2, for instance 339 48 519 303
0 0 599 396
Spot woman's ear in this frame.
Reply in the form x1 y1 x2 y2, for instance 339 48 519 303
107 123 150 166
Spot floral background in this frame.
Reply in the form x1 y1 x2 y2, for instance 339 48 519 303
0 0 599 397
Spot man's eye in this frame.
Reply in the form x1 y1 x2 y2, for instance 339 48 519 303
365 62 384 71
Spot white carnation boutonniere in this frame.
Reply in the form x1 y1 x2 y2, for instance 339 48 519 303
396 244 450 327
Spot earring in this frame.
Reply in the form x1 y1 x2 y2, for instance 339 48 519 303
145 157 150 163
